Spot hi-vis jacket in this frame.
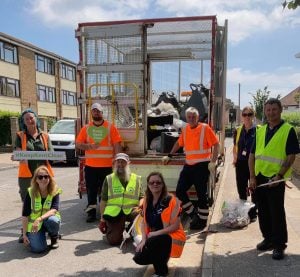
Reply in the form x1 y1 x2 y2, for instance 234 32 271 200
143 195 186 258
104 173 141 217
76 121 121 167
179 123 218 165
17 131 54 178
27 187 62 232
255 122 293 178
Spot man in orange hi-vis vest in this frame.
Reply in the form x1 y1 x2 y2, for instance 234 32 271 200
162 106 219 230
76 103 122 222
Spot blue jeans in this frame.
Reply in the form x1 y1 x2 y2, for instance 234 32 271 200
27 215 60 253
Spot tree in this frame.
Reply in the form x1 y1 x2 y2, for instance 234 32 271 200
294 91 300 109
282 0 300 9
249 86 280 122
225 98 235 111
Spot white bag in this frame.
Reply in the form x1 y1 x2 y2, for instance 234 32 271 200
220 200 254 229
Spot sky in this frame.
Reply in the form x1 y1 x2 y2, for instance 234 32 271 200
1 0 300 108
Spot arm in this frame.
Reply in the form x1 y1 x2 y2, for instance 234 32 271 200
169 140 181 155
22 216 30 245
99 200 107 221
248 153 257 190
147 217 180 238
135 219 147 252
211 142 220 163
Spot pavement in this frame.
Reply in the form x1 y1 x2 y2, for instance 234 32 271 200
1 146 300 276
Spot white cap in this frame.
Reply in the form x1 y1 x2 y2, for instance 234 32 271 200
114 153 130 163
91 103 103 112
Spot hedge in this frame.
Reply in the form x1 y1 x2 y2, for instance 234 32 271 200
0 111 20 146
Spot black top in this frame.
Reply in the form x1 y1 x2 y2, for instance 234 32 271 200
233 125 256 160
22 193 59 217
250 120 300 155
146 195 172 231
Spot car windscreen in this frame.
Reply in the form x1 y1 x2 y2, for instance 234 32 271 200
49 121 75 134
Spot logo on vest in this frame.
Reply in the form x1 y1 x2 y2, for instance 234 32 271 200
87 126 108 144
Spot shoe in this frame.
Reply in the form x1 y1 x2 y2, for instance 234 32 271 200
50 236 59 249
86 209 96 222
272 248 284 260
190 214 206 230
18 233 24 243
256 239 273 251
250 216 257 223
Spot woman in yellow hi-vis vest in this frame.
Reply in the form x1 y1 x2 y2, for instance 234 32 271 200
249 98 300 260
22 165 61 253
133 172 186 277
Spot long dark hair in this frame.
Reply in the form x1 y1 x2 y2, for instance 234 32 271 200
145 172 168 205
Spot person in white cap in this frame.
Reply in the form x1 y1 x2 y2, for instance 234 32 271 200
76 103 122 222
99 153 144 246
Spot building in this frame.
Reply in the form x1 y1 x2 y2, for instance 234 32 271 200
0 32 79 119
281 86 300 112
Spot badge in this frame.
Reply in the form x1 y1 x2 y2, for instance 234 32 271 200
242 150 247 156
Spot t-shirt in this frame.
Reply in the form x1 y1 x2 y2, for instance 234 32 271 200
101 174 144 201
178 123 219 149
22 193 59 217
250 121 300 156
76 121 122 167
15 131 53 175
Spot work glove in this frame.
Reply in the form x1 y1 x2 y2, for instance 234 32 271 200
161 155 171 165
98 220 107 234
208 162 216 173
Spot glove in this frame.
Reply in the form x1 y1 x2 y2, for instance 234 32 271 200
162 156 171 165
98 220 107 234
208 162 216 173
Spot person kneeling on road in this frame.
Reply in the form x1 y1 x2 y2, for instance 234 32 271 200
98 153 144 245
22 165 61 253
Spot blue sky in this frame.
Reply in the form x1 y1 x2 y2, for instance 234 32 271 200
1 0 300 108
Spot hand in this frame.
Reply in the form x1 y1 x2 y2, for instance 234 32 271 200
31 218 42 233
147 231 159 238
161 156 170 165
23 234 30 246
98 220 107 234
208 162 216 173
135 239 146 252
269 175 283 188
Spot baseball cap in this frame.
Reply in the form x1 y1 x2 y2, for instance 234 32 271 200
114 153 130 163
91 103 103 112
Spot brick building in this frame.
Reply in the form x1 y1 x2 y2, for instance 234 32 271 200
0 32 79 119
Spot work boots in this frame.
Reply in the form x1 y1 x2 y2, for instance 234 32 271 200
86 208 96 223
50 236 59 249
190 213 207 230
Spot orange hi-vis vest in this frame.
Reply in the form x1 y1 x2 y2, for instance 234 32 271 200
83 121 114 167
17 131 54 178
143 195 186 258
181 123 212 165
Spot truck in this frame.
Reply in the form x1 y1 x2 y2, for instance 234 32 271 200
75 16 228 204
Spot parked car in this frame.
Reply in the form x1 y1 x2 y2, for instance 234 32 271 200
48 119 77 164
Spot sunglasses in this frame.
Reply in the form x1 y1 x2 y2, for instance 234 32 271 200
148 181 162 185
37 175 50 180
242 113 253 117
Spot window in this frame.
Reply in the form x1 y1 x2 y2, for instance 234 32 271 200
35 54 55 75
0 41 18 64
60 63 76 81
0 76 20 97
37 85 55 103
62 90 76 106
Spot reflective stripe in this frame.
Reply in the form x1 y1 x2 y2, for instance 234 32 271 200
83 153 113 158
185 149 211 155
255 155 284 165
172 238 186 247
199 214 208 220
182 201 193 209
186 157 211 164
198 208 209 214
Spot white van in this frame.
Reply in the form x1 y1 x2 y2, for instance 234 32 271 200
48 119 77 164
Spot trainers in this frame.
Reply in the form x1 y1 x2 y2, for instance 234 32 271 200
190 214 206 230
256 239 273 251
50 236 59 249
18 233 24 243
272 248 284 260
86 209 96 223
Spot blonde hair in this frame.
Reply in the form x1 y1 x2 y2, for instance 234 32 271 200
30 165 58 198
242 106 255 115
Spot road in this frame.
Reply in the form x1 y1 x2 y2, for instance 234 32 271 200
0 163 207 276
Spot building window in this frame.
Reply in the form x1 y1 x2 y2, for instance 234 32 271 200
35 54 55 75
60 63 76 81
62 90 76 106
37 84 56 103
0 41 18 64
0 76 20 97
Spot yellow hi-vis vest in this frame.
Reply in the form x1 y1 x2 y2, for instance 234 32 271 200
235 124 260 155
255 122 293 178
104 173 141 217
27 187 62 232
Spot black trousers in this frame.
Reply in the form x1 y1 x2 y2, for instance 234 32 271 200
133 234 172 276
176 162 209 211
256 174 287 249
84 166 112 206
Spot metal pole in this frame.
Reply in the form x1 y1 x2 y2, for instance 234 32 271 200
178 61 181 99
